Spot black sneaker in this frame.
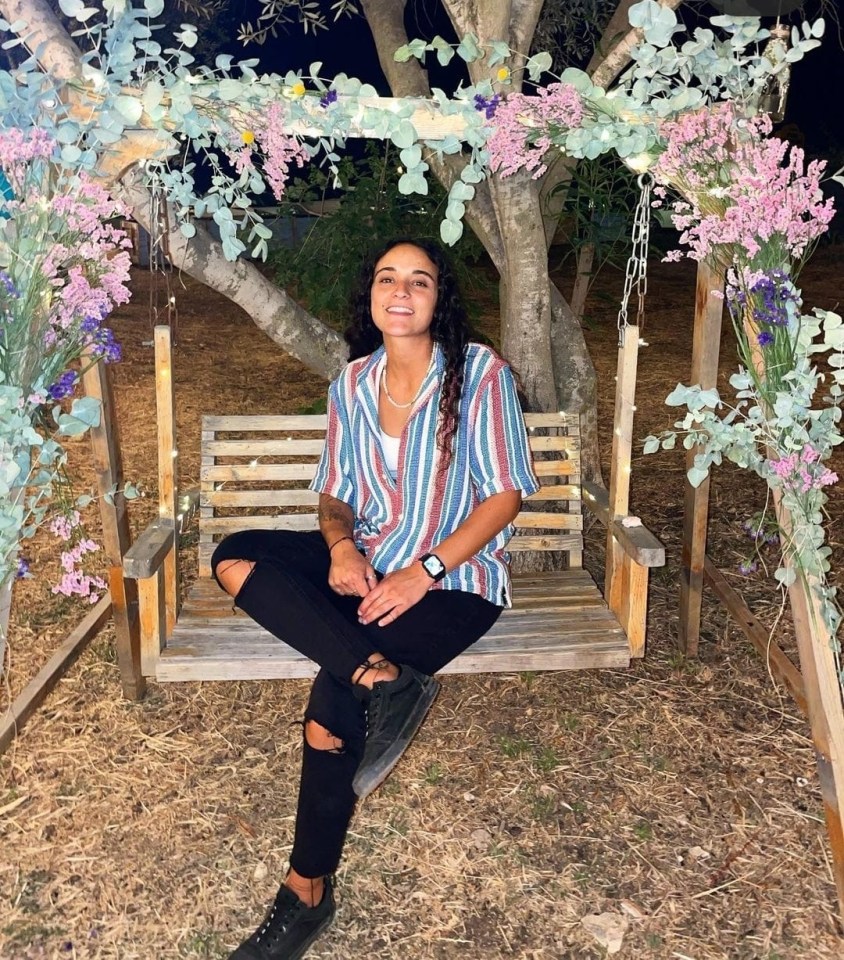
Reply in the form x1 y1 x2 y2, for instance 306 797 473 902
352 666 441 799
228 877 335 960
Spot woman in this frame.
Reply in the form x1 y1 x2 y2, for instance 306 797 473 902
213 238 539 959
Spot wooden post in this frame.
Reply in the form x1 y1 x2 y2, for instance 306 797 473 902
678 260 725 656
605 326 640 651
82 357 146 700
154 325 179 635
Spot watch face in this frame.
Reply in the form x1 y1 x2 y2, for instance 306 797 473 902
422 554 445 577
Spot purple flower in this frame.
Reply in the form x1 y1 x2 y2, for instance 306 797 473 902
473 93 501 120
48 370 79 400
90 326 121 363
757 331 775 347
738 559 759 575
319 90 338 109
16 556 30 579
80 315 100 334
0 270 18 298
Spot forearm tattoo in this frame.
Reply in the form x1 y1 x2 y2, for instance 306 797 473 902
318 495 353 527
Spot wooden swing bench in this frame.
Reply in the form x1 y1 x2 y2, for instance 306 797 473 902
124 396 665 683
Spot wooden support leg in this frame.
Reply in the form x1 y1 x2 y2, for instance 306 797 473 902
678 261 725 656
605 326 639 614
772 494 844 914
138 566 167 678
107 566 144 700
83 356 145 701
620 556 649 659
155 325 180 639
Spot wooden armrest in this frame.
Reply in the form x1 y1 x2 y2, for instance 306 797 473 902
582 480 665 568
124 519 176 579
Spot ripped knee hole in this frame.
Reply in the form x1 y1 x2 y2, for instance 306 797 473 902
304 719 345 754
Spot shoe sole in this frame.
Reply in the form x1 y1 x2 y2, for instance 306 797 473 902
352 677 441 799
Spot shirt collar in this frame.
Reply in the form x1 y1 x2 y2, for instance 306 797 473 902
354 342 444 436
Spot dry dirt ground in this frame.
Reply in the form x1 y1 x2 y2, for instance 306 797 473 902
1 246 843 960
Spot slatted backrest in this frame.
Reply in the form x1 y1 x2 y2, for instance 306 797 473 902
198 411 581 577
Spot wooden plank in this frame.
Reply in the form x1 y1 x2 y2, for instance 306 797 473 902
605 325 640 622
202 515 320 534
508 535 583 552
703 557 806 715
525 485 581 501
157 626 629 682
619 557 648 658
679 260 725 656
528 436 580 453
202 489 320 508
138 567 166 678
82 357 144 700
532 460 580 478
155 326 179 636
201 463 318 482
204 414 328 431
205 438 327 457
515 512 583 530
123 519 176 579
772 497 844 910
523 413 578 429
0 595 112 754
582 481 665 568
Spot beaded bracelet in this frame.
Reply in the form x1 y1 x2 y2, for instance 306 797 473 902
329 536 354 553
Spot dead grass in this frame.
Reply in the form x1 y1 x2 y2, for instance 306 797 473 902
1 250 843 959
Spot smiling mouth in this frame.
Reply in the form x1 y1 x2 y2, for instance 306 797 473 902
386 306 413 315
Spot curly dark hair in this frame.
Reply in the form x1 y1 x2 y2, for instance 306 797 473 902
345 238 471 466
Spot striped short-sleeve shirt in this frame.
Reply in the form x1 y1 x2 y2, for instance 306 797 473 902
310 342 540 607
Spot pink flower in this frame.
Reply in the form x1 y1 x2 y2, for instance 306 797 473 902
487 83 584 180
652 104 835 263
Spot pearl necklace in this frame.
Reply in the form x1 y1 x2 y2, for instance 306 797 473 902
381 351 435 410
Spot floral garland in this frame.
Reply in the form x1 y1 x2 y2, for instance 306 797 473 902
640 104 843 680
0 127 135 627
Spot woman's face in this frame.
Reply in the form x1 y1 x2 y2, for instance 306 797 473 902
370 243 439 345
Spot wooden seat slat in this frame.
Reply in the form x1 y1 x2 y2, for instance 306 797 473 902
158 563 628 681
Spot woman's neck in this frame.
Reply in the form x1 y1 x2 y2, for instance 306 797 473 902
382 336 434 382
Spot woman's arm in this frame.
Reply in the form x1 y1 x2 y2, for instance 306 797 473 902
357 489 521 626
318 494 377 597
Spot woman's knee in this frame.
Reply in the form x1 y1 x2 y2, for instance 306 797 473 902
305 719 345 753
214 558 255 597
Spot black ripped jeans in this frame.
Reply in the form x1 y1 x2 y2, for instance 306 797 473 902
211 530 501 878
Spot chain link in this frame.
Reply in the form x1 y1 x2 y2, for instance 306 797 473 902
617 173 653 346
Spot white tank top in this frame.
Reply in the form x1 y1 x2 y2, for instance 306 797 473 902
380 429 400 475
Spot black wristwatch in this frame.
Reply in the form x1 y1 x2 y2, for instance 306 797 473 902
419 552 447 583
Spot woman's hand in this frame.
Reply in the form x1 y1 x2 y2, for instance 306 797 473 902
357 563 431 626
328 540 378 597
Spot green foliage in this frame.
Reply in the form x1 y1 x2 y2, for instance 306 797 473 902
268 144 493 329
550 154 640 269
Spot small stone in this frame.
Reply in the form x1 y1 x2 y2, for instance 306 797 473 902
470 828 492 852
687 846 711 861
463 791 476 802
253 862 268 882
620 899 647 919
581 912 628 954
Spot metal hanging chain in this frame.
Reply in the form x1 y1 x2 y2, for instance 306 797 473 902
616 172 653 346
147 185 178 342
